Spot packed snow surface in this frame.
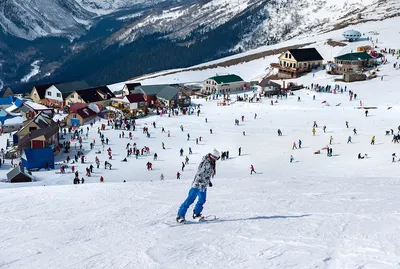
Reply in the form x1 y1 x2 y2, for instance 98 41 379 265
3 67 400 268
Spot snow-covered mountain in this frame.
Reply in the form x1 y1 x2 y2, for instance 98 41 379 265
0 0 398 91
0 0 168 40
111 0 399 49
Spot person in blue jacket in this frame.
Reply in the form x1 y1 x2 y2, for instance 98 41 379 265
176 149 220 223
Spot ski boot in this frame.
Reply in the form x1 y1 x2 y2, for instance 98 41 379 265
176 216 185 223
193 212 203 221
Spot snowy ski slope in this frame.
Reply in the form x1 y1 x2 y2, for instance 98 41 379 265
1 16 400 269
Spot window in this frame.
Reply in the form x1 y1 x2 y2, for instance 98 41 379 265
280 61 282 65
285 53 288 58
56 93 61 97
47 92 52 96
289 54 292 59
293 63 296 68
71 94 74 98
73 114 77 119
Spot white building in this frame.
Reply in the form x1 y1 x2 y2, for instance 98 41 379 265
202 74 245 94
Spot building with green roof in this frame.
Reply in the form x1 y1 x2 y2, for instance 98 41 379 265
331 52 375 75
334 52 373 62
202 74 245 94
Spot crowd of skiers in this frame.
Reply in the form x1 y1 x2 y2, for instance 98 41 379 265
49 83 400 189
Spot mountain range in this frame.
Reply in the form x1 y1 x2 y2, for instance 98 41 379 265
0 0 398 92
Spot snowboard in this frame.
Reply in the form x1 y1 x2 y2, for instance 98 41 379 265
166 215 218 227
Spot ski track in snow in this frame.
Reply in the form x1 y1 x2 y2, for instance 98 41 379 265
1 17 400 269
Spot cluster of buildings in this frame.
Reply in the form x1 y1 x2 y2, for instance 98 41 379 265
271 39 378 82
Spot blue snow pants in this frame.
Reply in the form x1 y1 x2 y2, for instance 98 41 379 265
177 187 207 218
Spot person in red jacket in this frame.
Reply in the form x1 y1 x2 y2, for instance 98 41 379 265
100 176 104 183
250 165 256 175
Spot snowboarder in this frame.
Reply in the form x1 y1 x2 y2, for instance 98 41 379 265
176 149 220 223
250 164 256 175
358 153 365 159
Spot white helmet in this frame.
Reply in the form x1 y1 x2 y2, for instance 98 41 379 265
210 149 220 160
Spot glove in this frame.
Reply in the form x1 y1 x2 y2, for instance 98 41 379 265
209 182 213 187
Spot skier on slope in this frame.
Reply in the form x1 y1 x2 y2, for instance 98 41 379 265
292 141 297 150
176 149 220 223
250 165 256 175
